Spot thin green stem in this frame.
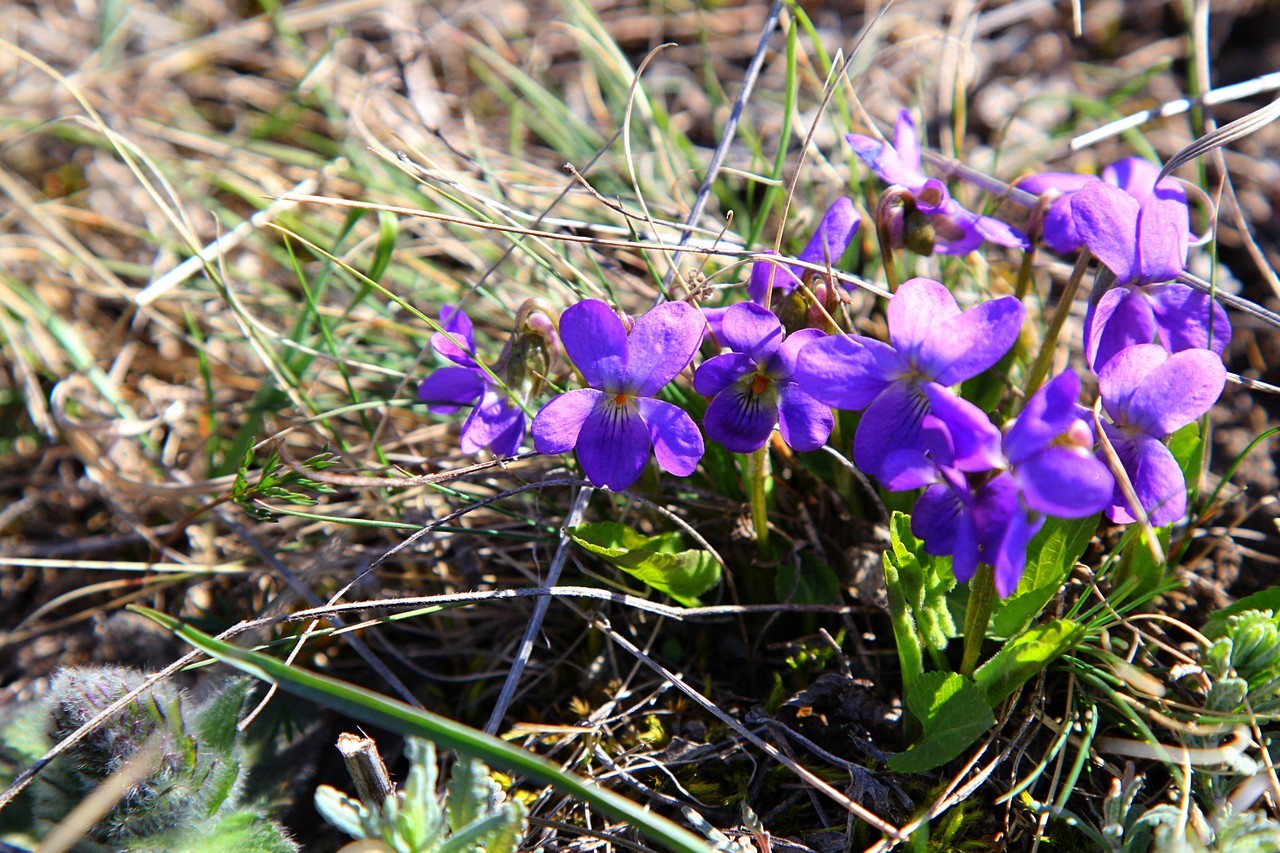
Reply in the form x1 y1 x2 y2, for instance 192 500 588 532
748 446 770 555
961 563 997 677
1020 248 1093 409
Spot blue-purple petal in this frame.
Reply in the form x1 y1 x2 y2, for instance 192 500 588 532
636 397 704 477
460 386 526 456
797 197 861 269
702 382 778 453
625 301 704 396
888 278 960 355
1106 431 1187 526
1017 172 1095 196
792 334 901 410
912 483 976 580
748 254 803 302
720 302 783 361
693 352 756 397
560 300 628 391
1098 343 1170 427
1134 196 1189 284
973 214 1031 250
432 305 477 367
769 327 826 380
577 398 652 490
1126 347 1226 437
918 295 1025 386
418 367 484 413
846 130 926 188
532 388 603 454
1002 370 1081 465
1072 181 1140 284
993 506 1044 599
1147 284 1231 356
776 383 834 452
1015 446 1114 518
1084 286 1158 371
921 383 1003 472
853 380 929 477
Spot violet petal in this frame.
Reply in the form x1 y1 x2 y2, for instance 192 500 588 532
792 334 901 410
418 367 484 413
1107 432 1187 526
853 380 929 477
888 278 961 355
532 388 603 454
577 398 652 490
560 300 628 391
1134 196 1189 284
770 327 827 379
776 384 834 452
918 295 1025 386
636 397 704 477
625 301 704 396
720 302 784 361
693 352 756 397
1002 371 1081 465
460 386 526 456
797 197 861 268
1126 347 1226 437
1016 446 1114 518
1146 283 1231 355
702 382 777 453
921 383 1003 472
1072 181 1140 284
1084 286 1158 371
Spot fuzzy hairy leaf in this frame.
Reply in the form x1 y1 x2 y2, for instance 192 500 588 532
568 522 720 606
885 512 956 652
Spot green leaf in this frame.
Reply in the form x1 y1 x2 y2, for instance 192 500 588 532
774 552 840 604
193 678 252 754
886 513 956 652
568 522 720 606
1206 588 1280 639
131 606 715 853
446 756 495 835
888 672 994 773
1167 421 1203 485
974 619 1083 706
993 514 1099 636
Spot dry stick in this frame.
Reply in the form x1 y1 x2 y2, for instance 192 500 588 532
591 615 905 841
656 0 787 299
484 486 594 734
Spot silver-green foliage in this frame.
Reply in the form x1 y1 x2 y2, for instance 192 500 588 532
0 666 297 852
315 738 526 853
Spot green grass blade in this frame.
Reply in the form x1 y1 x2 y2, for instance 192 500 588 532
131 606 714 853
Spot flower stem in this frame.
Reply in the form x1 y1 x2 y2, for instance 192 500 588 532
961 563 997 677
748 446 771 555
1020 247 1092 409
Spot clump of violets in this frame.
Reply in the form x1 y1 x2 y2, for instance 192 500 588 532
532 299 705 490
693 302 832 453
848 110 1029 255
883 371 1114 598
1096 343 1226 526
417 301 558 457
792 277 1025 481
1068 171 1230 370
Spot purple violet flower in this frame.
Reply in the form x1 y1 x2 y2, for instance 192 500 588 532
894 371 1113 596
792 277 1024 480
847 110 1029 255
693 302 833 453
1096 343 1226 526
418 306 527 457
747 197 861 302
1071 179 1230 371
532 299 705 490
1017 156 1187 255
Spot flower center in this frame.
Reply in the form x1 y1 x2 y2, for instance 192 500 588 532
614 392 630 405
750 374 771 395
